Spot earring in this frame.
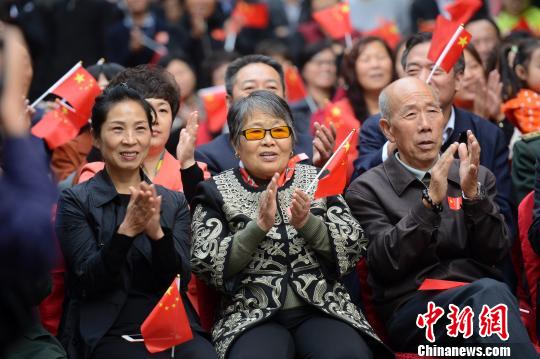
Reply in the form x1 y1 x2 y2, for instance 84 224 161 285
290 151 294 157
234 152 239 158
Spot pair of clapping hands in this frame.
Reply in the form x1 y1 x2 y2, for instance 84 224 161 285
118 182 164 240
426 130 481 206
257 175 311 232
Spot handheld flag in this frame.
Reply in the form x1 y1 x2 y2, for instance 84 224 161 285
198 85 227 134
312 2 352 40
285 66 307 103
444 0 482 25
427 16 472 82
141 277 193 353
31 102 88 149
51 65 101 119
231 1 269 29
311 129 355 199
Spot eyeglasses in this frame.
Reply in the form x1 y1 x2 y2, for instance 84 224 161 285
241 126 292 141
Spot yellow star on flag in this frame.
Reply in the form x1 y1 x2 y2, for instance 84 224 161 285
344 142 350 152
74 73 85 84
341 4 350 13
458 36 469 48
331 107 341 117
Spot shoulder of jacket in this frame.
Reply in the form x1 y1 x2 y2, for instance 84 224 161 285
521 131 540 143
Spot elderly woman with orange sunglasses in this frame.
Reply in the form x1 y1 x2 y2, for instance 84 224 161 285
190 90 392 359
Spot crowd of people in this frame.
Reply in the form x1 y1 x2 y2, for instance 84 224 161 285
2 0 540 358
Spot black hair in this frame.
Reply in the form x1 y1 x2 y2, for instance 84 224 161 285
465 17 501 39
224 55 285 97
401 32 465 75
297 39 334 71
91 84 154 138
200 50 240 88
108 64 180 117
157 50 195 72
499 37 540 99
255 39 294 63
86 63 125 82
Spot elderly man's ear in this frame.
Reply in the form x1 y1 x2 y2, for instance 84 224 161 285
379 118 396 143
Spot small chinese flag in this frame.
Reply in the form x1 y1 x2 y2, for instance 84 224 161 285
444 0 482 25
364 20 401 49
231 1 269 29
52 65 102 119
285 66 307 103
141 277 193 353
199 85 228 134
512 16 532 33
427 16 472 73
447 196 462 210
314 130 354 199
312 2 352 40
31 103 88 149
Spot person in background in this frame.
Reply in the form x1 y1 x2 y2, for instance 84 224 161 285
200 50 240 88
0 23 64 356
157 52 208 152
195 54 336 176
496 0 540 36
56 84 217 358
190 90 392 359
50 62 125 186
465 17 501 67
290 40 339 135
529 155 540 252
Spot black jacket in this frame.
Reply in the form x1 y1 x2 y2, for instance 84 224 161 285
55 169 199 358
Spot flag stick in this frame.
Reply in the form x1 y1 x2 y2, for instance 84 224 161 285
345 33 353 49
30 61 82 109
426 24 464 84
306 129 355 193
171 345 175 358
224 31 237 52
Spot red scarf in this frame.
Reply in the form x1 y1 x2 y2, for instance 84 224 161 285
239 153 308 188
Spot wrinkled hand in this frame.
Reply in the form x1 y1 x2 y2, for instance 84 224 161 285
257 173 278 232
118 182 156 237
177 111 199 169
485 70 503 121
145 184 164 240
459 130 481 199
288 189 311 229
312 122 336 167
427 143 459 204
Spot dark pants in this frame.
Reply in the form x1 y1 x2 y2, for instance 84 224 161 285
91 332 217 359
227 306 374 359
387 278 538 358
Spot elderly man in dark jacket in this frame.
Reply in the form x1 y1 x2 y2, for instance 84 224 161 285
345 77 537 357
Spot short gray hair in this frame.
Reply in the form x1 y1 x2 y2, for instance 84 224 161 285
379 85 393 121
228 90 296 147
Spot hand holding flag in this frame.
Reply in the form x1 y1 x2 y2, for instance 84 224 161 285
308 129 355 199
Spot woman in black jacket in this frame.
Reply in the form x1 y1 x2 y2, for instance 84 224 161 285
55 84 216 359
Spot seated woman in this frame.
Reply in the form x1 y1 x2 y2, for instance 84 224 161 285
190 90 393 359
55 84 217 359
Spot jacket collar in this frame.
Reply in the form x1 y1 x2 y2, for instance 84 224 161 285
383 153 460 196
92 168 151 207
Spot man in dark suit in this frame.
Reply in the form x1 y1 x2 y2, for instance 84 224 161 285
195 55 335 175
352 32 515 240
346 77 537 357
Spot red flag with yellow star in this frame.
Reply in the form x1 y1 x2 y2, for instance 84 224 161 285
314 130 355 199
141 277 193 353
312 2 352 40
31 103 88 149
199 85 227 134
231 1 269 29
427 16 472 73
285 65 307 103
52 66 101 119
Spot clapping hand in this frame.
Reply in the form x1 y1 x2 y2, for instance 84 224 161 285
458 130 481 199
289 189 311 229
177 111 199 169
427 142 459 205
312 122 336 167
257 173 279 232
118 182 162 239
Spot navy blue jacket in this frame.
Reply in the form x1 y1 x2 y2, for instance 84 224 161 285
353 107 515 236
195 133 314 176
